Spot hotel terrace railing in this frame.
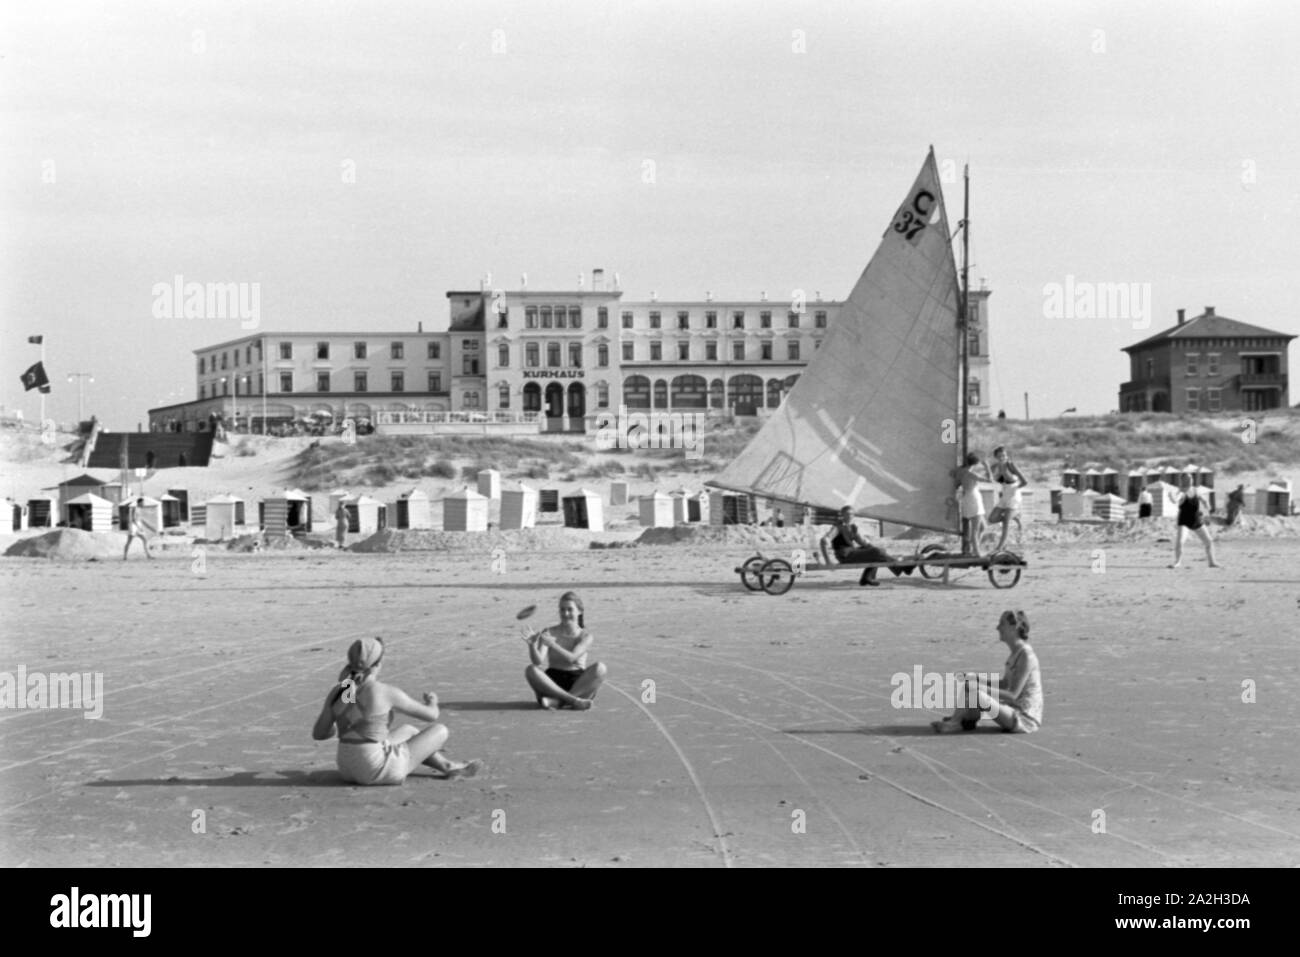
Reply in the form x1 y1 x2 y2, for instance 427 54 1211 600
374 411 542 425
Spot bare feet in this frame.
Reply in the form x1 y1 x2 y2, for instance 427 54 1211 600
570 697 593 711
536 695 557 710
444 759 481 779
1168 562 1181 569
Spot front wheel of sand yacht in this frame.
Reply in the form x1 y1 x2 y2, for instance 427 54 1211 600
740 555 767 591
759 558 796 595
918 543 948 580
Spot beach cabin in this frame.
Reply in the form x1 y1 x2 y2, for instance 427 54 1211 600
158 493 182 528
262 489 313 536
1017 487 1040 524
100 480 126 506
66 492 113 532
562 489 604 531
328 489 351 519
639 490 674 528
1162 466 1182 488
1125 470 1148 503
204 494 243 541
1197 467 1215 490
709 491 757 525
0 499 16 534
1058 489 1095 521
476 469 501 501
1266 481 1292 516
167 488 191 523
1145 468 1164 491
500 483 538 531
117 496 162 534
1048 488 1063 517
1091 493 1127 522
609 481 629 507
539 489 560 514
27 495 54 528
1082 468 1103 493
688 491 710 524
1060 468 1080 491
1100 468 1120 496
1145 482 1180 519
670 488 693 525
56 474 107 525
349 496 386 535
443 487 489 532
393 489 432 530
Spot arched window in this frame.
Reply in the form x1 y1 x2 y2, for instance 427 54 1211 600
623 375 650 409
727 374 763 412
498 383 510 409
709 378 724 409
653 379 668 409
766 379 783 408
523 382 542 412
671 374 708 409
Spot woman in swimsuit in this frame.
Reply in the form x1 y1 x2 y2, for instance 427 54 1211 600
1170 485 1221 569
312 637 476 784
988 446 1027 553
932 610 1043 734
523 592 607 710
951 452 991 556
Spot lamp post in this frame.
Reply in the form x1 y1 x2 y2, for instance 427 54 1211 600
66 372 94 423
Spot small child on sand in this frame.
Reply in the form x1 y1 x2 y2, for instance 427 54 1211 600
523 592 607 710
932 610 1042 734
312 637 478 784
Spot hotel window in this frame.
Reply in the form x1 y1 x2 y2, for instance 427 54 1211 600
622 342 634 361
597 307 608 329
317 342 329 360
788 342 800 361
498 383 510 409
280 372 293 392
622 311 633 329
968 330 981 356
569 343 582 367
596 384 609 408
813 338 822 350
650 311 661 329
815 311 827 328
526 343 539 367
317 372 330 393
280 342 292 360
1186 388 1199 411
705 311 717 329
679 342 690 360
498 344 510 367
706 341 718 361
464 391 480 409
523 387 541 412
391 342 404 360
246 346 252 364
541 307 553 329
222 379 229 395
650 342 662 361
427 342 441 360
497 306 509 329
761 342 773 360
1207 388 1222 411
234 350 239 367
760 311 772 329
256 341 263 359
257 373 263 393
354 372 368 392
1207 353 1220 375
391 372 404 392
462 354 480 374
732 311 745 329
733 341 744 360
569 307 581 328
547 342 561 367
677 311 689 330
200 384 206 399
1186 352 1199 375
428 372 442 392
222 353 228 370
556 308 567 329
788 311 800 329
199 357 205 374
967 378 980 406
1145 358 1154 378
526 307 538 329
355 342 367 359
597 344 609 367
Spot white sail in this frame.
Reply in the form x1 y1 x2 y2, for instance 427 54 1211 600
708 149 962 533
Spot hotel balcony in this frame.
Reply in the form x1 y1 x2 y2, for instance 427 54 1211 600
1238 372 1287 388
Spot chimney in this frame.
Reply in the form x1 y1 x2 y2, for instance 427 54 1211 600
706 290 713 302
592 268 604 291
815 291 822 302
418 321 423 333
521 272 528 289
650 290 658 302
577 271 585 289
1205 305 1215 316
1177 309 1185 326
760 290 768 302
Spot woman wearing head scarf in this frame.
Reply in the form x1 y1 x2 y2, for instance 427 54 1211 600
312 637 477 784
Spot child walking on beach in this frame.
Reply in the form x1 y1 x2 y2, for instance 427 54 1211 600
523 592 607 710
932 610 1043 734
312 637 477 784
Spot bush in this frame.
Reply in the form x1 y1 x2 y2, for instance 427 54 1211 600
429 460 457 479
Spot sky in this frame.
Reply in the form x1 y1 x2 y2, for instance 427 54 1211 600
3 0 1298 429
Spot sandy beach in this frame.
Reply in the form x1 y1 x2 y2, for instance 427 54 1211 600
1 533 1296 868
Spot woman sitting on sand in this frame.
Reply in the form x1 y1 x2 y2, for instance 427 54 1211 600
312 637 477 784
932 610 1042 734
523 592 607 710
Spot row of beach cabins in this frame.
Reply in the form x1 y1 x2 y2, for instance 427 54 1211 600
2 465 1292 539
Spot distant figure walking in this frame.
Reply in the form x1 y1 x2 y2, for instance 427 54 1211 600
523 592 607 709
1225 485 1246 526
312 637 477 785
335 501 349 549
1138 487 1153 520
123 498 153 561
1170 485 1221 568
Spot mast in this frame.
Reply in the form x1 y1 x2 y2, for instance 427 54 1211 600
960 163 971 554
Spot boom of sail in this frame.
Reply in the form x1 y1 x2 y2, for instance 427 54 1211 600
708 149 963 534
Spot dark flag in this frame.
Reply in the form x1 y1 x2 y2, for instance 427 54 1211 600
39 385 51 394
20 361 50 392
28 335 43 344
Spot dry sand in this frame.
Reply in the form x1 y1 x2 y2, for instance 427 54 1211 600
1 533 1296 867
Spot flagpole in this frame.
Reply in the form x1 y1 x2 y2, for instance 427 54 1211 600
39 339 46 432
960 162 971 555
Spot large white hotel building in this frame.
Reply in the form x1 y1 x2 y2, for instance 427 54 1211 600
148 270 993 434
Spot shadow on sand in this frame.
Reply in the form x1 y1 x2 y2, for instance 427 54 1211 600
86 769 361 788
786 724 1005 737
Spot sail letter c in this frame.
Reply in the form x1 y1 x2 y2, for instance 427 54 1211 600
913 190 934 218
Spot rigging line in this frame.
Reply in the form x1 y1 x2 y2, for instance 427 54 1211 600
606 682 734 869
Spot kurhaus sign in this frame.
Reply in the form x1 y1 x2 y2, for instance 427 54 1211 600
522 370 585 379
